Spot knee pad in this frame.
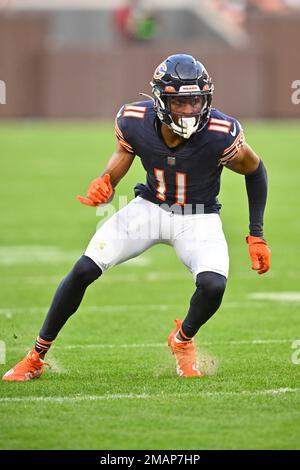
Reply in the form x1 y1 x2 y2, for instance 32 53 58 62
196 271 227 299
71 255 102 285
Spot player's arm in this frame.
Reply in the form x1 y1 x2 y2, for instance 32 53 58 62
225 143 271 275
77 141 135 207
100 140 135 187
225 142 260 175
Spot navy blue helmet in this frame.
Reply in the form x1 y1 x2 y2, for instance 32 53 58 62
150 54 214 138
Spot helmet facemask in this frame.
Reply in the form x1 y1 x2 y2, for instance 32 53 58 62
152 84 213 139
166 94 210 139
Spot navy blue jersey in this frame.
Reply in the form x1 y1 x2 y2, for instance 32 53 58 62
115 100 245 213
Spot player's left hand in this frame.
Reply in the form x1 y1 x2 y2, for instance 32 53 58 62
246 235 271 275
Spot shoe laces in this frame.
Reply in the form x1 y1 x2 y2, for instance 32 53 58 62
25 351 51 372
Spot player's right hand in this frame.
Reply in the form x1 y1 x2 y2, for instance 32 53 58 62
77 173 113 206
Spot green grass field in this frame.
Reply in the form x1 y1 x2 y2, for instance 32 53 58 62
0 120 299 450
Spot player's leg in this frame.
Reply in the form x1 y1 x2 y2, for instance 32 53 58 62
179 271 227 339
2 196 160 381
2 254 102 382
37 255 102 346
169 213 229 377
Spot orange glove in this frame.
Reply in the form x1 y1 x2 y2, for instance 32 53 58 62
77 173 113 206
246 235 271 275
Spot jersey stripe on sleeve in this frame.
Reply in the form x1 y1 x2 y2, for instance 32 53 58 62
115 118 134 153
208 117 231 134
123 105 146 119
219 128 245 165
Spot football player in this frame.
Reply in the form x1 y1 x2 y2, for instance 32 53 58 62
3 54 270 381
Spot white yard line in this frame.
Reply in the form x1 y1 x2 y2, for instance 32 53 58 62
0 300 269 317
5 338 294 353
5 271 300 286
0 246 152 267
0 246 78 265
0 388 299 404
60 342 167 350
0 304 172 316
50 338 297 349
8 271 190 284
249 292 300 302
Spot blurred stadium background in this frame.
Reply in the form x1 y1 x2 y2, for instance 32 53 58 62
0 0 300 451
0 0 299 119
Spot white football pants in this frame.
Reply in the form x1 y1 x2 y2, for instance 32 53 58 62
85 196 229 280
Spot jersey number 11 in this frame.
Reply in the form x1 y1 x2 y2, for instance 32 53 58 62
154 169 186 205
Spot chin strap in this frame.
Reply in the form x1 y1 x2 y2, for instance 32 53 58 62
170 117 198 139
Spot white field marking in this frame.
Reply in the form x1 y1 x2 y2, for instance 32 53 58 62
53 338 295 349
6 338 294 353
0 311 12 319
249 292 300 302
6 271 190 285
5 270 300 285
0 246 152 267
122 255 151 267
60 342 166 350
18 270 296 283
0 388 299 404
3 271 272 285
0 301 269 317
0 304 173 317
0 246 79 265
